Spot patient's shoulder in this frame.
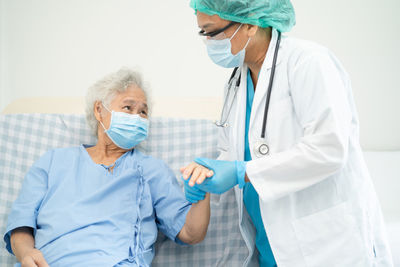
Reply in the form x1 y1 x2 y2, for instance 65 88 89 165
49 146 82 159
29 146 81 171
52 146 80 153
133 149 165 166
133 150 176 181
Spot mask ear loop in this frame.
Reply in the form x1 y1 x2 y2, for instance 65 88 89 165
99 102 112 131
99 121 107 131
229 24 243 41
243 37 251 50
230 24 251 54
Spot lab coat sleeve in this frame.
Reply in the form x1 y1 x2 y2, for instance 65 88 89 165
3 150 52 254
246 51 352 202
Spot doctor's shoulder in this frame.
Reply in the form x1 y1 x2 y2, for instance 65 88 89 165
283 35 350 84
284 36 342 69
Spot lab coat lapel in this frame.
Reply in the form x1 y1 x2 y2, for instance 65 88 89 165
231 66 248 161
249 29 282 133
232 67 260 266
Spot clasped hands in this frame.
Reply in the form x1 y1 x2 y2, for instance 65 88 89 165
180 158 246 203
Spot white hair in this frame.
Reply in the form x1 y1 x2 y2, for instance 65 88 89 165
85 67 150 136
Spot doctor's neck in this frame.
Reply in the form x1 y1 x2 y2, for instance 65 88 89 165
245 27 272 88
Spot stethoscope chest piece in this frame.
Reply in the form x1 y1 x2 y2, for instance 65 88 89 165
253 140 270 158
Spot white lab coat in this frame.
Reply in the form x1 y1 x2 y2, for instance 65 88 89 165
217 29 393 267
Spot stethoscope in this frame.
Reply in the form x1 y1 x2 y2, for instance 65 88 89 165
215 31 282 157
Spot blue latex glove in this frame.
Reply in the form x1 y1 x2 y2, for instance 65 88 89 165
194 158 247 194
181 176 207 203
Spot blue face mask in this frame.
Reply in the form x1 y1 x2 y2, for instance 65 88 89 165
205 24 251 68
100 104 149 150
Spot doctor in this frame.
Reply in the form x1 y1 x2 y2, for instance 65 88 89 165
180 0 394 266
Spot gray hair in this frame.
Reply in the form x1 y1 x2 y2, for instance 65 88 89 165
85 67 150 136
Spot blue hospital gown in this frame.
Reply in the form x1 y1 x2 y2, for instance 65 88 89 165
4 145 191 267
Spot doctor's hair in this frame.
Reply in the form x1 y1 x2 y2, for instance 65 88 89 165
85 67 151 137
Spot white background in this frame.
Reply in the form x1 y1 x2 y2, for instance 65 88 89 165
0 0 399 150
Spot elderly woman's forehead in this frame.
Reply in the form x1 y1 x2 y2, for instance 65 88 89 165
111 87 147 103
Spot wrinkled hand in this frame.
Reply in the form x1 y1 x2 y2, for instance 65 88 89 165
180 162 214 186
187 158 247 194
20 248 49 267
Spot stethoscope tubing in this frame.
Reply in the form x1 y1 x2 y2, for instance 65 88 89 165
216 30 282 141
261 31 281 138
216 68 241 127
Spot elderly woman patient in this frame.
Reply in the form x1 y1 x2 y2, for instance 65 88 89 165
3 68 211 267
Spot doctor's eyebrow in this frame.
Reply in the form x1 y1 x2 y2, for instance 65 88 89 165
199 23 214 30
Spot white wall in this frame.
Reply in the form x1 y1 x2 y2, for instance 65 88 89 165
0 0 7 110
0 0 399 150
290 0 400 150
0 0 229 101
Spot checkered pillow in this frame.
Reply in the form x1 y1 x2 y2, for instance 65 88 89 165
0 114 247 266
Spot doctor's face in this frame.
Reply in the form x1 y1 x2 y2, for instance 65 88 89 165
196 11 251 55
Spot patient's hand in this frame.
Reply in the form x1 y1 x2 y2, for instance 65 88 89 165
180 162 214 186
20 248 48 267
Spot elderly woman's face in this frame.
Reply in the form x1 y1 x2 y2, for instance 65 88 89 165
98 85 148 130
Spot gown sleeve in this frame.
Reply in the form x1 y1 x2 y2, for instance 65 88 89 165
145 159 191 243
3 150 52 254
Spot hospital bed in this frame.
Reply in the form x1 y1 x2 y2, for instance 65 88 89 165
0 98 399 266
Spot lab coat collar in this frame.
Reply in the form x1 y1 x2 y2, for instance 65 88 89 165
247 28 285 135
262 28 283 70
231 28 283 162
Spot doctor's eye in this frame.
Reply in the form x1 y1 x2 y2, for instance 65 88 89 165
122 106 131 111
198 21 237 38
140 110 148 116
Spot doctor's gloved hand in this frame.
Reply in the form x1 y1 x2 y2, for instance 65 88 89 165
192 158 247 194
180 162 213 202
181 176 207 203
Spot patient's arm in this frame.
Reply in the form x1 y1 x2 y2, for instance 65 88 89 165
177 193 210 245
10 227 49 267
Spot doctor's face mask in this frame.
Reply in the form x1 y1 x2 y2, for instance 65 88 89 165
204 23 251 68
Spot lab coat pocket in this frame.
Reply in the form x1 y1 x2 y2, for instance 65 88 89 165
292 202 370 267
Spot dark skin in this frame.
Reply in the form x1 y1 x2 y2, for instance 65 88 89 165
181 12 272 185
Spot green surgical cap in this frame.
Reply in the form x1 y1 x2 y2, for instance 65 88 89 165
190 0 296 32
